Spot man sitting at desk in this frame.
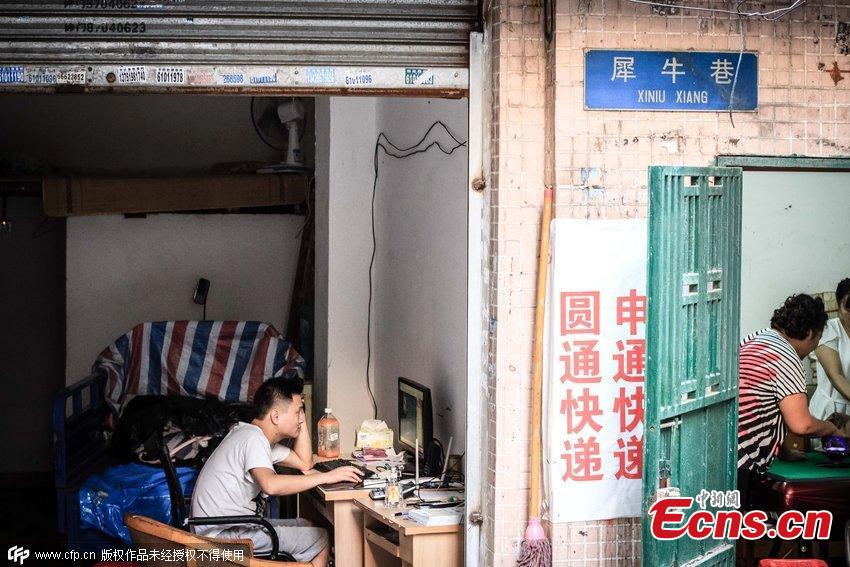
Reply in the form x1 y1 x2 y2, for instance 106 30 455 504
191 377 363 566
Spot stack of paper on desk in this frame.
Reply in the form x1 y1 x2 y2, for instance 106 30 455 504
362 477 388 489
407 507 463 526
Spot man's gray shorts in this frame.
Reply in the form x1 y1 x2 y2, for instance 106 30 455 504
209 518 328 562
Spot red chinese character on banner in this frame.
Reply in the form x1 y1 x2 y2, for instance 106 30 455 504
616 289 647 335
560 340 602 383
561 438 604 481
561 291 600 335
614 436 643 479
560 388 604 433
613 339 646 382
613 386 645 433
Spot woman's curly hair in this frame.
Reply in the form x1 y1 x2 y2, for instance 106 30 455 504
770 294 827 340
837 278 850 310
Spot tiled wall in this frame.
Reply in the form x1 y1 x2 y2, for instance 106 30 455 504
552 0 850 222
483 0 850 565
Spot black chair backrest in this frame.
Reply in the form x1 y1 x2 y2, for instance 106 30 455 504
158 433 190 528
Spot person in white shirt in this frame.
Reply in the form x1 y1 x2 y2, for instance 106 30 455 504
190 377 362 566
810 278 850 419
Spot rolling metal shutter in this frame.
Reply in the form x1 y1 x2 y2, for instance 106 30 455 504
0 1 477 94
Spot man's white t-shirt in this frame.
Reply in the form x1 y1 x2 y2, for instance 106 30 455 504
191 422 290 535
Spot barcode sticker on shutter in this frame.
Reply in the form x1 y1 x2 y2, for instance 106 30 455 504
25 68 58 85
57 69 87 85
0 67 24 84
117 66 147 84
155 67 186 85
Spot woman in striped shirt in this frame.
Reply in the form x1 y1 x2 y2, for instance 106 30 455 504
737 294 842 506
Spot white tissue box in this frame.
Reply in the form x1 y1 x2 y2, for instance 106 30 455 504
355 420 394 449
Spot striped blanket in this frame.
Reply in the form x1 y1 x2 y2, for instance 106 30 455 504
95 321 305 418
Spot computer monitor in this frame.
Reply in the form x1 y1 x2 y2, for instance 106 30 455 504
397 377 433 459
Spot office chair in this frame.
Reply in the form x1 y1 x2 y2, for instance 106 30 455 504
156 433 298 562
125 514 311 566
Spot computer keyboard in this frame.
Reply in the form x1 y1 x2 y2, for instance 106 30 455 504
313 459 372 478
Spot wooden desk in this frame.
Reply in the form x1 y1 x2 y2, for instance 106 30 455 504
297 474 371 567
354 497 463 567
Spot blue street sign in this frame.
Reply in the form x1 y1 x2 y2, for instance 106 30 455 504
585 50 758 111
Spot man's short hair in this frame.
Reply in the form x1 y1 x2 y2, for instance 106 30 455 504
770 294 828 340
252 377 304 418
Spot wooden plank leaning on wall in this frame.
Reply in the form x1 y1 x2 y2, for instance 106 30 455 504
42 174 308 217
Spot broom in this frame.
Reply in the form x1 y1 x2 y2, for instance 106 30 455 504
517 187 554 567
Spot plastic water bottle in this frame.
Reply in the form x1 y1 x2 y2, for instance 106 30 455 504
317 408 340 458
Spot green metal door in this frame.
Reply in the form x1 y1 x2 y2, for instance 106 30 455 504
643 166 742 566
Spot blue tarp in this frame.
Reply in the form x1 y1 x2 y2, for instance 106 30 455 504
79 463 197 544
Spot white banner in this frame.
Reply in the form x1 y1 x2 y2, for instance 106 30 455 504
543 219 647 522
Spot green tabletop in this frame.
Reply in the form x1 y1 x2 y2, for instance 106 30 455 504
767 452 850 481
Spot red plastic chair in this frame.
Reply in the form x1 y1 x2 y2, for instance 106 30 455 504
758 560 828 567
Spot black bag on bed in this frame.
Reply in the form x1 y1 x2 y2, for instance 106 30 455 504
111 395 256 466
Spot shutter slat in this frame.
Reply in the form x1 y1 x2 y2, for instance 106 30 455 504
0 1 476 68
